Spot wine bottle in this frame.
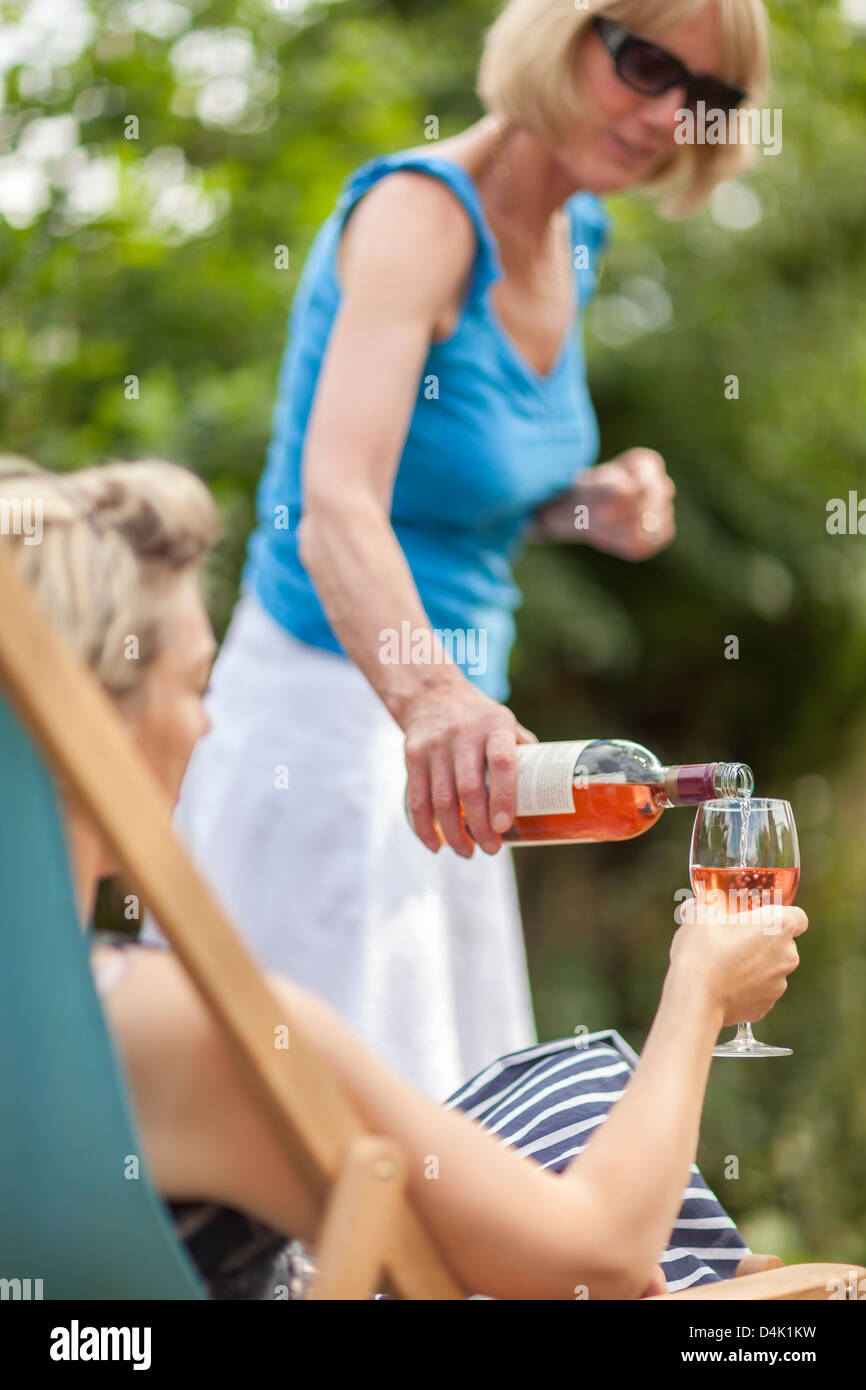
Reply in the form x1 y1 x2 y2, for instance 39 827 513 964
410 739 754 847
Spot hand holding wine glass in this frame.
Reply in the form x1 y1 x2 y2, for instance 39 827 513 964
689 798 801 1058
673 896 806 1036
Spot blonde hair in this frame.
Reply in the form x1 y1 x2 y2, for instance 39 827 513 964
0 458 219 700
478 0 771 216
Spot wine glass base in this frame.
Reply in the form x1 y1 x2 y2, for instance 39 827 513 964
713 1040 793 1058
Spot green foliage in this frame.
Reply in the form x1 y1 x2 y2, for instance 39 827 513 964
2 0 864 1263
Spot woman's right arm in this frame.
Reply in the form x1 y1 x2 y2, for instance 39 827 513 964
295 173 534 859
99 905 805 1300
558 901 806 1275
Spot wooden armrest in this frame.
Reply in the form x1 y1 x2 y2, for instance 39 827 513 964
736 1253 784 1277
309 1136 408 1301
650 1262 866 1301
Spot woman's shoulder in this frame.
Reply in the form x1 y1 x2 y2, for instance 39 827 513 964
565 191 611 306
335 148 501 300
89 932 165 998
339 147 495 250
340 144 480 204
342 154 479 235
566 190 612 253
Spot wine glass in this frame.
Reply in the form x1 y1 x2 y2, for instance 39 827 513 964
689 798 800 1058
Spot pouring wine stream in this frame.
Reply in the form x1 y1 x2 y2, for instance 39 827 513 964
731 786 761 1054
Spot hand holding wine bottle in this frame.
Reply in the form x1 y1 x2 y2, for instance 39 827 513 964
407 736 755 853
402 679 538 857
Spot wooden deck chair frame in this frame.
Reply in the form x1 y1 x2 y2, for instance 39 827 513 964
0 541 861 1303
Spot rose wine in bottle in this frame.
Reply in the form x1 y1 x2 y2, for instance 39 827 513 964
414 739 754 847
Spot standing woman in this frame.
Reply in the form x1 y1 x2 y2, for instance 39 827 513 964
153 0 768 1098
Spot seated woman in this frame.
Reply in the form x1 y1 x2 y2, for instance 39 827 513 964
0 457 806 1301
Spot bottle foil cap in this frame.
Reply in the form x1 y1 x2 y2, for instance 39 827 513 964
664 763 718 805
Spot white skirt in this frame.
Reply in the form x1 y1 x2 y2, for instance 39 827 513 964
144 591 536 1100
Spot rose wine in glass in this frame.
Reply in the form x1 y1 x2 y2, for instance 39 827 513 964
689 798 800 1058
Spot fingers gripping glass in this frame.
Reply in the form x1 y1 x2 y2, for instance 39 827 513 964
689 799 800 1059
593 15 747 113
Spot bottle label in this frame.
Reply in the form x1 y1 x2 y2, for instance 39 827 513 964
516 741 592 817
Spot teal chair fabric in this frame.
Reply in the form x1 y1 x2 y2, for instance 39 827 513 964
0 690 206 1298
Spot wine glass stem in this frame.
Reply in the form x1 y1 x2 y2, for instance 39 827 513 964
738 1022 755 1046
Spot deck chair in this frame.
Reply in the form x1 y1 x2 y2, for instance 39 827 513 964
0 541 860 1302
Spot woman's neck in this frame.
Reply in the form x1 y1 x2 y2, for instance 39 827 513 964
462 116 580 246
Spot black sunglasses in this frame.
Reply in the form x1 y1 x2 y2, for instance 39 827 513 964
592 15 747 113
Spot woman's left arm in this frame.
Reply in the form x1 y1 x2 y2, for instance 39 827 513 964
530 447 677 560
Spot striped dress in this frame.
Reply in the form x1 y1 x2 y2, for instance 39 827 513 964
447 1031 748 1294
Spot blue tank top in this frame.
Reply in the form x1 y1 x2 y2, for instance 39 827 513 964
244 150 610 701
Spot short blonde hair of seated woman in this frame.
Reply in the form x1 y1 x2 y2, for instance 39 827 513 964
0 456 218 703
478 0 770 216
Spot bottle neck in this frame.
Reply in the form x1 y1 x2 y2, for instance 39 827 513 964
663 762 754 806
